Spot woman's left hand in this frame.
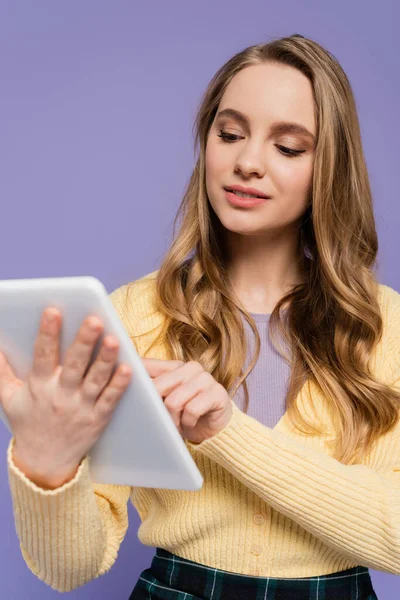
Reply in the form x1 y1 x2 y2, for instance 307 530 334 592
141 358 233 444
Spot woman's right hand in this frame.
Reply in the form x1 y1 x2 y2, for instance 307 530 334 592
0 307 133 489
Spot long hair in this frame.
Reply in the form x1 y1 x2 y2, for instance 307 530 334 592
130 33 400 465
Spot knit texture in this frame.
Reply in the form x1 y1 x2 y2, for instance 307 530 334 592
6 270 400 591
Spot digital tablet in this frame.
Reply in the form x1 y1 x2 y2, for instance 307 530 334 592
0 276 203 491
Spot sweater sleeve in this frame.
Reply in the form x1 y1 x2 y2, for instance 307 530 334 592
7 440 131 592
186 287 400 575
5 286 135 592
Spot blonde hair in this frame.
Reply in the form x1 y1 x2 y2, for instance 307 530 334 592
131 33 400 465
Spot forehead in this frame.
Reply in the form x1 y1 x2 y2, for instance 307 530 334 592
219 63 316 135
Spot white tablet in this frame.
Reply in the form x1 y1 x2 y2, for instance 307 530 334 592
0 276 203 491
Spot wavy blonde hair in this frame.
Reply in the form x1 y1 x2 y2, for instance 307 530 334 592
132 33 400 465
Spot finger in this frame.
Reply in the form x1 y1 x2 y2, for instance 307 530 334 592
0 351 23 405
81 336 121 401
163 371 211 429
31 308 62 378
59 316 104 389
181 391 214 430
142 358 184 378
152 361 203 398
94 364 132 419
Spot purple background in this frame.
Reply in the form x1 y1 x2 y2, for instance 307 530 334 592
1 1 399 598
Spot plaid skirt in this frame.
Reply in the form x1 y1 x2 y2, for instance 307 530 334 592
129 547 379 599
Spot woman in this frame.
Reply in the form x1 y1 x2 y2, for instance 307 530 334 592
4 33 399 599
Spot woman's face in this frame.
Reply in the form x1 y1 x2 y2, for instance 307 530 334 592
205 62 316 237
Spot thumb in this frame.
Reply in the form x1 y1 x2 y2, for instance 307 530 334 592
0 351 23 405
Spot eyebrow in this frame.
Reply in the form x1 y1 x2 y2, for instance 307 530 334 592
215 107 316 144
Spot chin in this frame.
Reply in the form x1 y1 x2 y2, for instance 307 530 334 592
219 216 270 237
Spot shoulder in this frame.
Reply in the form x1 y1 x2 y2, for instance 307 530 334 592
377 282 400 384
377 282 400 335
377 282 400 312
109 269 158 308
108 269 161 336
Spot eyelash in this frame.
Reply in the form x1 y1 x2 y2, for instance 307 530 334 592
217 130 305 158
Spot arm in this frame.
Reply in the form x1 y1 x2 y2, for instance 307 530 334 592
187 401 400 574
186 286 400 575
7 438 131 592
6 284 137 592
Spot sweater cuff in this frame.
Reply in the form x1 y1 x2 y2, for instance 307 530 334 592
7 437 90 495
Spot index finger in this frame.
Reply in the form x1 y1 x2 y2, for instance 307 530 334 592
142 358 184 377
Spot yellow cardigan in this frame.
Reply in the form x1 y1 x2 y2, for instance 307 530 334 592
6 270 400 592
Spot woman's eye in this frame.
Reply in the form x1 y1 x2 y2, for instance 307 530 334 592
217 130 305 159
217 130 241 142
276 145 305 158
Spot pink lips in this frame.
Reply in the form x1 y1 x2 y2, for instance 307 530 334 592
224 189 269 207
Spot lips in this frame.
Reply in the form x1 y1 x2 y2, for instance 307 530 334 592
224 185 270 199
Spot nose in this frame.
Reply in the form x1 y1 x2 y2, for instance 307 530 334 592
233 142 266 179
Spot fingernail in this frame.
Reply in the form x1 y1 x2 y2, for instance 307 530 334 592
88 317 101 330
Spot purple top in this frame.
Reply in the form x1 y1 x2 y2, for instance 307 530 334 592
232 312 291 428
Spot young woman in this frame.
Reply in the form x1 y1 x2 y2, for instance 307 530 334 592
3 33 399 599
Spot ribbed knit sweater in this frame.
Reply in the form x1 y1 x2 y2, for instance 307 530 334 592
6 270 400 592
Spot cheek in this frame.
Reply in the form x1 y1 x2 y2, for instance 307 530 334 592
276 159 313 194
205 143 221 196
205 143 216 176
205 140 231 178
204 151 213 195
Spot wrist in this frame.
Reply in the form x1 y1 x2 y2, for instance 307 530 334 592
11 444 81 490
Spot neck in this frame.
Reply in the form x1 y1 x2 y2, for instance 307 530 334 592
225 228 306 314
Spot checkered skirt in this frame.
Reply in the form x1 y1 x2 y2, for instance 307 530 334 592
129 547 378 599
